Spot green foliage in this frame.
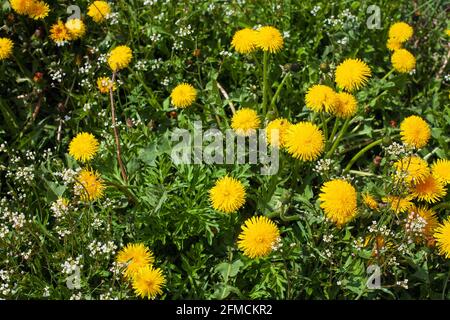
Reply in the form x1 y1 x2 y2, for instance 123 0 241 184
0 0 449 300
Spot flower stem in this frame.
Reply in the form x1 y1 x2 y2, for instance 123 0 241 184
325 117 352 158
262 51 269 115
270 72 290 115
343 138 384 173
380 68 395 82
328 118 340 145
109 72 128 184
320 112 328 141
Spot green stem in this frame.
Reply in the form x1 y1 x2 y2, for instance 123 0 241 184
343 138 384 173
270 72 290 114
262 51 269 115
329 118 340 141
380 68 395 82
325 117 352 158
320 112 328 141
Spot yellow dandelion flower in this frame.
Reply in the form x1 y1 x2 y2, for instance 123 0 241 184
408 205 438 239
431 159 450 185
386 38 402 51
68 132 99 162
87 1 111 23
237 216 280 259
107 45 133 71
446 29 450 37
362 192 378 210
0 38 14 60
412 175 447 203
209 176 246 213
394 156 429 184
231 108 260 136
27 1 49 20
285 122 324 161
132 266 166 299
231 28 257 54
382 195 414 214
97 76 116 94
74 169 105 201
319 179 357 226
9 0 33 15
335 58 371 92
400 115 431 149
116 243 155 279
65 19 86 40
255 26 284 53
391 49 416 73
435 218 450 259
170 83 197 108
305 84 337 113
49 20 70 45
333 92 358 118
388 22 413 43
266 118 291 148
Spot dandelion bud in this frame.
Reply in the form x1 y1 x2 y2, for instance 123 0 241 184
319 62 328 72
193 48 201 57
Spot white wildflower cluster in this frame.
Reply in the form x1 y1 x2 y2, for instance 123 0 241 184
61 256 83 275
43 286 50 297
175 23 193 38
387 256 399 267
50 198 72 219
173 40 184 51
220 50 233 58
396 279 409 289
149 33 162 42
80 78 93 89
21 246 32 260
271 237 282 252
99 288 119 300
207 2 215 12
0 205 29 239
109 261 122 279
310 5 321 16
5 165 35 185
161 77 170 86
384 142 410 158
313 158 332 175
337 36 349 45
87 240 117 258
69 291 83 300
83 103 92 112
352 237 365 251
368 221 393 237
149 58 163 71
283 31 290 39
0 141 7 152
79 60 93 74
325 9 358 28
444 74 450 82
55 225 71 239
55 168 81 185
404 210 427 243
144 0 158 5
98 53 108 64
324 248 333 260
340 174 355 183
322 233 334 243
49 68 66 84
42 148 53 158
106 12 119 25
0 269 17 296
135 60 148 71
